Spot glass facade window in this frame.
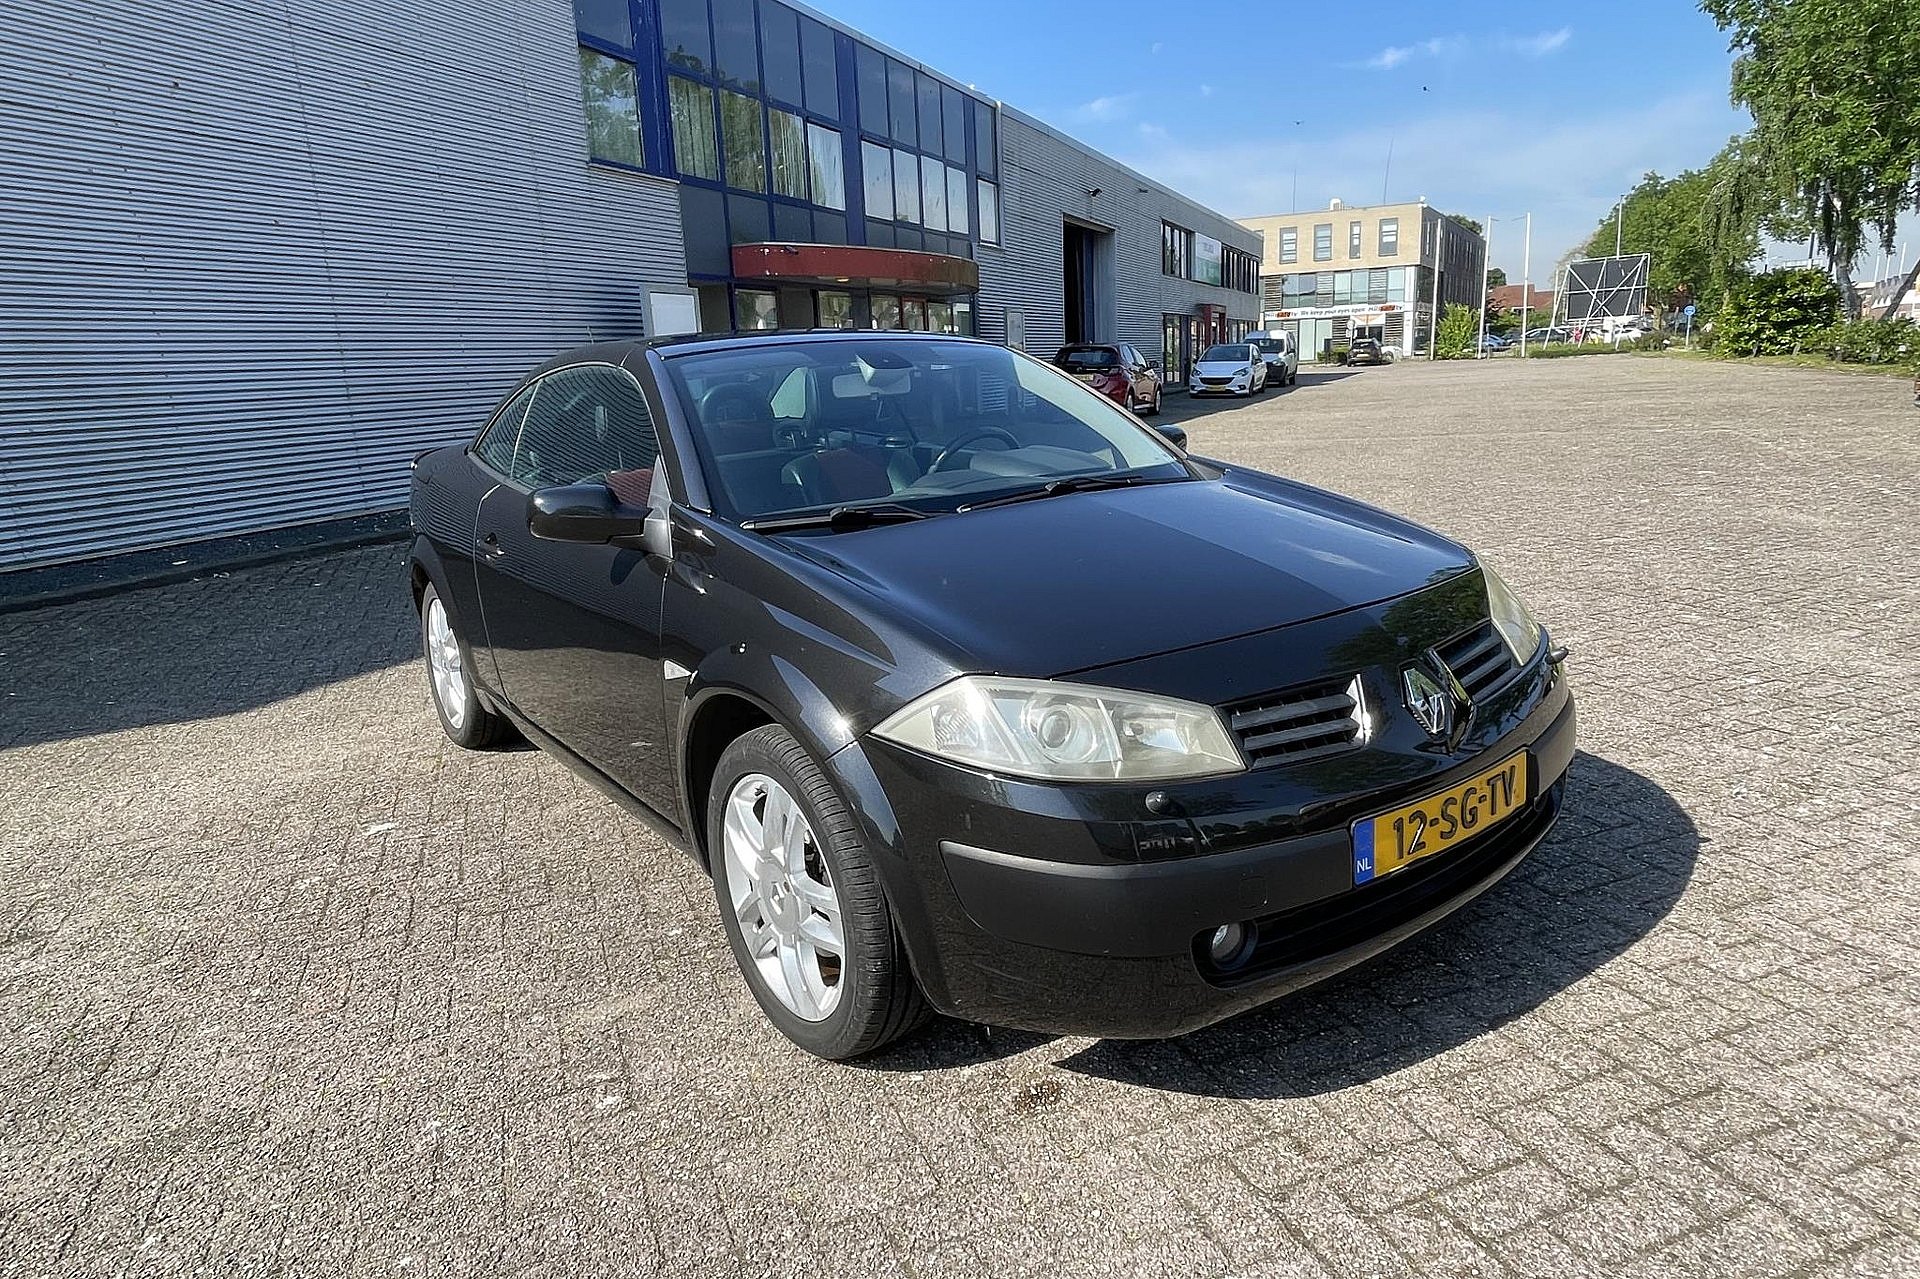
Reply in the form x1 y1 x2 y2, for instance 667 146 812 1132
713 0 760 90
736 289 779 329
800 18 837 117
1333 273 1352 303
1386 267 1405 299
759 1 802 105
721 90 765 191
1379 218 1399 256
856 44 888 135
872 294 902 329
660 0 714 73
945 166 968 236
977 178 999 243
670 76 718 180
892 149 919 224
928 299 954 333
903 297 927 330
807 124 844 210
1162 222 1190 277
1314 223 1332 261
974 101 996 176
817 290 854 328
888 60 916 146
941 86 967 165
574 0 631 47
578 49 643 168
1279 227 1297 263
1349 220 1362 259
916 74 942 157
769 109 807 199
862 142 893 220
920 157 946 231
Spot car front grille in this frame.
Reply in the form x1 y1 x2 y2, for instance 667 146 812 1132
1225 674 1367 767
1200 376 1231 385
1433 620 1519 702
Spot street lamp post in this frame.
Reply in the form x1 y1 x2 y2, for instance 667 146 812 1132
1477 215 1493 357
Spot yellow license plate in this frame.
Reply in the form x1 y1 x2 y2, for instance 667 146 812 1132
1352 752 1528 884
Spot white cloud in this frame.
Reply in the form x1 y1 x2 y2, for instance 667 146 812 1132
1116 91 1746 273
1071 93 1136 124
1199 84 1214 98
1503 28 1572 57
1357 35 1465 71
1150 41 1163 55
1136 122 1170 143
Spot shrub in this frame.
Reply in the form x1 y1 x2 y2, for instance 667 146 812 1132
1713 267 1841 356
1812 317 1920 365
1433 303 1479 360
1519 342 1631 359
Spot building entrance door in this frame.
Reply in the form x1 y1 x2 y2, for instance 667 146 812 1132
1063 220 1109 344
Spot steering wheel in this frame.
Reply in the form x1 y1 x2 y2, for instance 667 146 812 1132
930 427 1021 473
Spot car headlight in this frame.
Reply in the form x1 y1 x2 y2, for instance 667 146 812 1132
872 676 1244 781
1482 563 1543 662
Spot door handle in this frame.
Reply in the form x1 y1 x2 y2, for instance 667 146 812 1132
477 531 505 559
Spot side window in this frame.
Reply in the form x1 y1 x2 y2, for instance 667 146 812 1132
512 366 661 490
474 384 536 476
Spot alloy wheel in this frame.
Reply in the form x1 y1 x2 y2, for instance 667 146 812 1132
425 597 467 729
722 773 846 1021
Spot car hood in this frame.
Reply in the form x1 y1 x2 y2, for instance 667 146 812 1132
1192 360 1252 376
775 473 1473 680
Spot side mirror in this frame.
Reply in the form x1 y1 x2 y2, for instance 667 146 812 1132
527 484 651 547
1155 424 1188 450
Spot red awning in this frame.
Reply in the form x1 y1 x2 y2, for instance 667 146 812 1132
731 242 979 294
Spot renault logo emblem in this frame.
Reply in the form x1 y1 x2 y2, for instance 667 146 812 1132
1403 664 1461 739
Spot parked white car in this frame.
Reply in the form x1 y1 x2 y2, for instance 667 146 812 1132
1189 342 1269 397
1247 332 1298 387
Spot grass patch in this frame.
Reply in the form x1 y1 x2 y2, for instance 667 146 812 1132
1647 348 1918 377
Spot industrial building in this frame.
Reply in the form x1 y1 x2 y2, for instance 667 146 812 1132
0 0 1258 573
1238 200 1487 360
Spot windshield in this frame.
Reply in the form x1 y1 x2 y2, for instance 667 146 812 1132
1054 348 1119 370
1248 339 1283 353
664 338 1190 522
1200 344 1250 363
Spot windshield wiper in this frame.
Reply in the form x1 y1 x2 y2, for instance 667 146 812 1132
740 502 933 533
958 472 1179 513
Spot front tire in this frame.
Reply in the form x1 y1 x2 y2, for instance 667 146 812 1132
421 583 511 749
709 725 929 1059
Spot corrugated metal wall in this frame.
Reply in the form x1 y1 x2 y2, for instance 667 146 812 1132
974 110 1260 358
0 0 685 572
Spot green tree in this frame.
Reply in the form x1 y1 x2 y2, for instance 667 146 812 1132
1700 0 1920 315
1433 303 1479 359
1583 168 1750 315
1712 267 1841 354
1486 267 1509 289
1445 213 1484 237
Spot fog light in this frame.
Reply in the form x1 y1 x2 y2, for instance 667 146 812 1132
1206 921 1253 969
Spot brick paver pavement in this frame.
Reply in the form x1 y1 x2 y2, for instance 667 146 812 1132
2 355 1916 1277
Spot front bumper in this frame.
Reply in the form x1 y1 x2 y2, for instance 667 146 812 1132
824 634 1577 1039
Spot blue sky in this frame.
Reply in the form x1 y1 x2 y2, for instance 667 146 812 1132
818 0 1918 284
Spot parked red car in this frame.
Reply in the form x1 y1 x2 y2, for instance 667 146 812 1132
1052 343 1162 414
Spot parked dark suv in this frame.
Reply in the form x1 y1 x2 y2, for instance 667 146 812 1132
1051 343 1162 414
407 331 1574 1059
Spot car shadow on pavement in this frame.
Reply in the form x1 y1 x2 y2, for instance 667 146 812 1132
0 544 421 751
1050 750 1700 1098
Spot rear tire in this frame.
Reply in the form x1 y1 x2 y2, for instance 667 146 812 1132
421 584 512 749
709 725 930 1059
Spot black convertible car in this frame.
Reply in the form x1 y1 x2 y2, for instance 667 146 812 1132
408 331 1575 1059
